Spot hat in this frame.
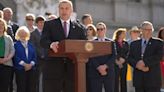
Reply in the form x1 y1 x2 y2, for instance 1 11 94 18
130 26 140 32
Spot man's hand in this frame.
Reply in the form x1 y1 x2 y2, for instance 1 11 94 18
141 67 149 72
50 42 59 53
136 60 149 72
119 57 125 64
136 60 145 70
97 64 108 76
115 59 123 69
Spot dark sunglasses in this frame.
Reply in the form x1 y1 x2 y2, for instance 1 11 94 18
97 28 104 31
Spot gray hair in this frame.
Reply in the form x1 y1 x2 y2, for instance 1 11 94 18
3 7 13 15
140 21 154 32
58 0 73 9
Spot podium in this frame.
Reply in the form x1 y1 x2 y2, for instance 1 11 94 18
49 40 112 92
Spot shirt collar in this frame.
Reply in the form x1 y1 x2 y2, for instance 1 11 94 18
97 37 106 41
60 18 70 24
20 41 28 48
142 38 149 42
37 28 42 33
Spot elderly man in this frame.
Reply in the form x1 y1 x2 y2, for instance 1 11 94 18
3 7 19 41
3 7 19 35
128 21 163 92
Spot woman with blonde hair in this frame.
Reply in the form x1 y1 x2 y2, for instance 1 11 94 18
0 18 15 92
14 26 37 92
113 28 129 92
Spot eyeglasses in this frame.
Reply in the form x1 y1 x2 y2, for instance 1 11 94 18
131 31 140 33
97 28 105 31
143 29 152 31
26 18 34 21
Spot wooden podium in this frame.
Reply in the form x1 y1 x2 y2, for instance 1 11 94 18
49 40 112 92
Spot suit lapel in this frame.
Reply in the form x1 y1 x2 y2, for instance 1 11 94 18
67 21 75 38
57 18 65 38
19 41 28 61
138 39 142 57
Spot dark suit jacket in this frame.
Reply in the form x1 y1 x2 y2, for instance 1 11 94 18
7 22 19 42
40 18 86 49
40 18 86 79
9 21 19 35
86 38 115 78
7 25 15 41
30 29 46 59
128 37 163 87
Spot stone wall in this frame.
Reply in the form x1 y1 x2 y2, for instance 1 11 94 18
75 0 164 37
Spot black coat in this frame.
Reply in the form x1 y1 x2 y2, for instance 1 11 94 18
128 37 163 87
30 29 46 59
40 18 86 79
86 38 115 78
40 18 86 49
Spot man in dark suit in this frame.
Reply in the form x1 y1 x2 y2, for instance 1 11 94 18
30 15 46 92
3 7 19 41
86 22 115 92
40 0 86 92
128 21 163 92
81 14 93 28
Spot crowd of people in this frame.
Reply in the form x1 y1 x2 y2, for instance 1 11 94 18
0 0 164 92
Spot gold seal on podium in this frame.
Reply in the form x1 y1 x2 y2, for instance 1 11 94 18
85 42 94 52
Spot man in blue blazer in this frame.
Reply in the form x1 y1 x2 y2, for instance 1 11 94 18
40 0 86 92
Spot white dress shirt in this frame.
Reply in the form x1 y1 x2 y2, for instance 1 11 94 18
98 37 106 42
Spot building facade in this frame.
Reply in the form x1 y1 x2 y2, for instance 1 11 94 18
0 0 164 36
